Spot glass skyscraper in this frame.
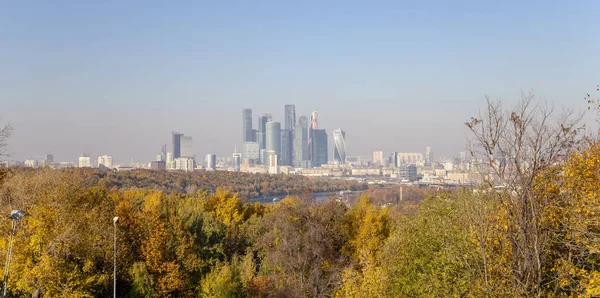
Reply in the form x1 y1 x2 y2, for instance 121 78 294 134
172 132 183 159
266 121 281 162
311 129 328 167
243 108 254 143
333 129 346 164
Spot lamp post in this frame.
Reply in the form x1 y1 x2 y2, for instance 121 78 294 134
113 216 118 298
2 210 25 298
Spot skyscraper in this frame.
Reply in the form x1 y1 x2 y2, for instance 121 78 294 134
243 109 254 143
180 136 193 158
172 132 183 159
266 121 281 161
308 111 319 161
311 129 328 167
205 154 216 170
425 146 433 165
285 105 296 131
280 129 293 166
332 129 346 164
160 144 167 162
243 142 260 164
232 151 242 171
257 113 272 153
294 116 309 167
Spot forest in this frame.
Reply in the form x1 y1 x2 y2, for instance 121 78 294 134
1 95 600 297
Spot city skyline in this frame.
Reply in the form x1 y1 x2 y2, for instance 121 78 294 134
2 2 599 162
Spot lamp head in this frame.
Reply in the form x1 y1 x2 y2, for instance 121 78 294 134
113 216 119 223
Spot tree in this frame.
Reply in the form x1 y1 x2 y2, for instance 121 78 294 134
465 92 583 296
0 116 12 159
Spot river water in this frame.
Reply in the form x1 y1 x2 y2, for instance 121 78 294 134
249 190 362 204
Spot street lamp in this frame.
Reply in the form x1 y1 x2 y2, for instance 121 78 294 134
2 210 25 298
113 216 118 298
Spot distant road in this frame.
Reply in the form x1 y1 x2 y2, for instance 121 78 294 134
249 190 363 204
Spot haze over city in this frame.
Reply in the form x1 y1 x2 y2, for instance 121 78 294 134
1 1 599 162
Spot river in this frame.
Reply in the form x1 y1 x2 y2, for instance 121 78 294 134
249 190 363 204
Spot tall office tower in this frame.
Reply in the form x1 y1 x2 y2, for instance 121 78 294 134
233 152 242 171
243 142 260 164
311 111 319 129
311 129 328 167
308 111 318 161
98 155 113 168
425 146 433 165
390 152 399 167
243 109 254 143
266 121 281 161
160 144 167 162
172 132 183 159
180 136 193 158
206 154 217 170
285 105 296 131
78 154 91 168
280 130 293 166
332 129 347 164
257 113 272 152
373 151 384 166
294 116 309 167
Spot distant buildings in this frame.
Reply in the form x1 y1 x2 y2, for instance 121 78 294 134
150 160 166 170
180 136 193 158
232 151 242 171
425 146 433 165
280 129 293 166
172 132 183 159
310 129 328 167
332 129 346 164
373 151 384 166
266 121 281 162
97 155 113 169
78 154 91 168
294 116 310 168
243 109 254 143
205 154 216 170
257 113 271 151
175 157 195 172
243 142 260 164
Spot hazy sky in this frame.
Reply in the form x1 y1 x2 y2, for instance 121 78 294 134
1 1 599 163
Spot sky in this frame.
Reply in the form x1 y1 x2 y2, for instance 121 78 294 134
1 1 599 163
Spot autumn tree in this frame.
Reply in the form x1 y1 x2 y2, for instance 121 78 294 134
465 92 583 296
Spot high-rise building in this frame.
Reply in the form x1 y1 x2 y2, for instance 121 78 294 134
425 146 433 165
172 132 183 159
332 129 346 164
233 151 242 171
294 116 309 167
268 152 278 174
160 144 167 162
98 155 113 169
266 121 281 161
78 154 91 168
257 113 272 152
390 152 399 167
166 152 174 169
311 129 328 167
180 136 193 158
285 105 296 131
205 154 216 170
308 111 318 161
280 130 293 166
243 142 260 164
373 151 384 166
175 157 195 172
243 109 254 143
399 164 418 181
